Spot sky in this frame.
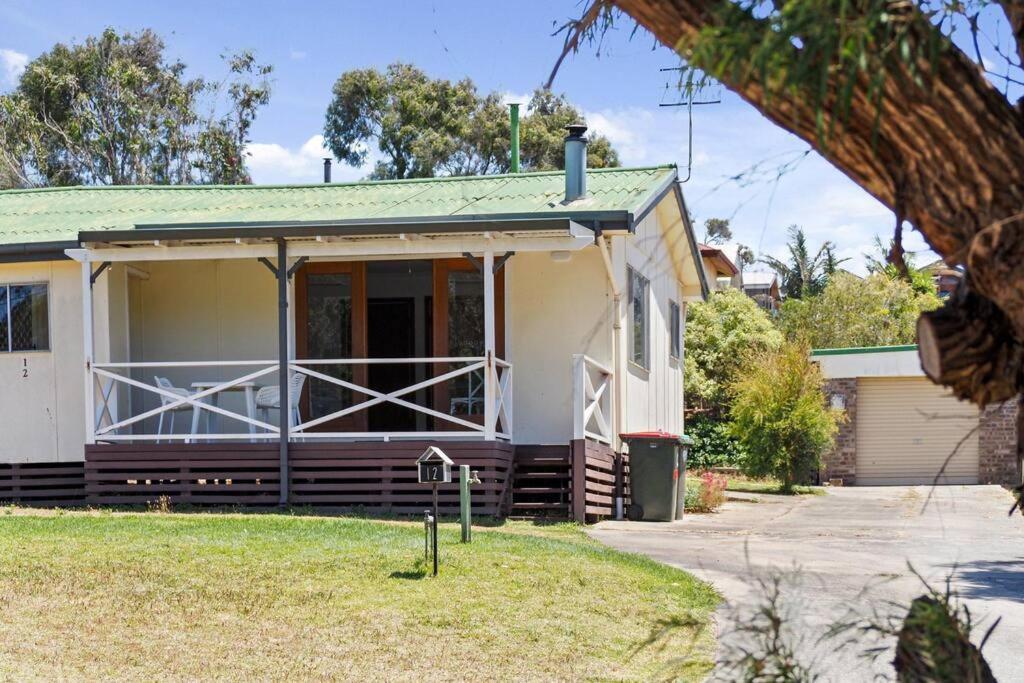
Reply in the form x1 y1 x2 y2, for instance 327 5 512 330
2 0 1010 273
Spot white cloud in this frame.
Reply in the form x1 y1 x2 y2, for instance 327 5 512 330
0 48 28 86
502 91 539 116
246 134 373 185
289 50 308 61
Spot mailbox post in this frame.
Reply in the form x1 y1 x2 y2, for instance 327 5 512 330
416 446 453 576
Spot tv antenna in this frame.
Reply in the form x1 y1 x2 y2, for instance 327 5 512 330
659 67 722 182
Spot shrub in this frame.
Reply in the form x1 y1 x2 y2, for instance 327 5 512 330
686 415 747 469
684 289 782 416
728 341 842 492
685 471 728 513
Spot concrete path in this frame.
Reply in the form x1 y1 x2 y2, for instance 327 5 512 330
590 486 1024 682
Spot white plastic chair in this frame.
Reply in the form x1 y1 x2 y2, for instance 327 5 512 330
154 376 203 443
449 367 484 415
256 372 306 430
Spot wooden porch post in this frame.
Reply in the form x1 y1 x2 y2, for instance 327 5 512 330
81 261 96 445
277 239 290 506
483 250 496 440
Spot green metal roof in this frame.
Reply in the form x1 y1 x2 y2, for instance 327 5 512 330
0 166 677 247
811 344 919 356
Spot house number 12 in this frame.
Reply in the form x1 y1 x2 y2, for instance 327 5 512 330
21 358 27 379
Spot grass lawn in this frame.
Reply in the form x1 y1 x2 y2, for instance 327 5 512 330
0 508 718 681
723 475 825 496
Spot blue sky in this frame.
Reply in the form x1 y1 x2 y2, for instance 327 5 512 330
4 0 1003 272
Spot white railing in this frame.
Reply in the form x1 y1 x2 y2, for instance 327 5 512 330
88 356 512 442
572 354 614 444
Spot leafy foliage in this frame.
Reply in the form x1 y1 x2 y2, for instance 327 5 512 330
778 271 941 348
324 63 618 180
684 471 728 513
686 415 748 469
728 342 841 491
703 217 732 245
0 28 271 187
684 288 783 416
759 225 847 299
865 235 937 296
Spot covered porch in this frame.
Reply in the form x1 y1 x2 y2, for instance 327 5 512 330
69 219 617 510
72 221 601 444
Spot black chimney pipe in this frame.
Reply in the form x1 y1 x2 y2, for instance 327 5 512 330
323 158 332 183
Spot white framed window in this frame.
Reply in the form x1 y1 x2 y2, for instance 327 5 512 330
628 267 649 370
669 300 681 360
0 283 50 352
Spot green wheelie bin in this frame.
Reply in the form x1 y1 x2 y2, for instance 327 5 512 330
621 431 692 522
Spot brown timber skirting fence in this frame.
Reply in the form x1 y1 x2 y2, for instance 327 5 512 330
0 462 86 506
84 441 513 515
570 438 629 522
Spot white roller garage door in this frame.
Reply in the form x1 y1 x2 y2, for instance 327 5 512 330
856 377 979 485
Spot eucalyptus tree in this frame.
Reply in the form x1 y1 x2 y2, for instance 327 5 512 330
0 28 272 187
324 63 618 180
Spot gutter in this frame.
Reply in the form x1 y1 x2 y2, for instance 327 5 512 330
0 241 78 264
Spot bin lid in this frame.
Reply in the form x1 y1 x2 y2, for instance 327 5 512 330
620 430 694 445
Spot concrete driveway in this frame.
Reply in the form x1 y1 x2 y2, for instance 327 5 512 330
590 486 1024 682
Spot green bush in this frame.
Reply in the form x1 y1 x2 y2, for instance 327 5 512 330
728 341 842 492
686 415 747 469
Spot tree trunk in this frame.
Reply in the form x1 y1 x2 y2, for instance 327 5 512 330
918 280 1024 406
609 0 1024 407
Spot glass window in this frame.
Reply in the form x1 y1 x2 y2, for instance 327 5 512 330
448 269 485 415
1 284 49 352
628 267 649 369
670 300 681 360
305 274 352 417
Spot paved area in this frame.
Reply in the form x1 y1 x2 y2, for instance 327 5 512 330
590 486 1024 681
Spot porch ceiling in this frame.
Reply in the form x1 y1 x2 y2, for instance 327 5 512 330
66 219 596 263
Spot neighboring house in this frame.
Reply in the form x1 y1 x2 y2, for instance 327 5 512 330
0 131 708 519
922 259 964 298
815 345 1020 487
740 270 781 311
698 243 739 291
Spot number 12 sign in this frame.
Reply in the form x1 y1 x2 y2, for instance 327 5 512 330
416 446 453 484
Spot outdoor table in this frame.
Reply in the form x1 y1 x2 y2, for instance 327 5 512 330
189 381 260 439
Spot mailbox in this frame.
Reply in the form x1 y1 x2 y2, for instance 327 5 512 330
417 446 453 484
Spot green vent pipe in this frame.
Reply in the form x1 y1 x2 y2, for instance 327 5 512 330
510 103 520 173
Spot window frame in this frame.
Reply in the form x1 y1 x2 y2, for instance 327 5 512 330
669 299 681 361
627 266 650 371
0 281 51 354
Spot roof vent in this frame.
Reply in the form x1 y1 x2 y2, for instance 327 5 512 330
564 124 588 202
323 158 332 184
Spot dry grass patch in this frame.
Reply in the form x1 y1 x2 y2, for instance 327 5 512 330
0 508 717 681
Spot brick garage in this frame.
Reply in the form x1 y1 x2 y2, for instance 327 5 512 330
816 346 1022 487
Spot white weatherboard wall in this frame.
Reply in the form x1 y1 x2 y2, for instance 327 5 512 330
126 259 278 427
618 202 686 438
0 260 93 463
506 247 613 445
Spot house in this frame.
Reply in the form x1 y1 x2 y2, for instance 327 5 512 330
922 259 964 298
0 129 708 519
698 243 739 291
740 271 781 311
815 345 1020 487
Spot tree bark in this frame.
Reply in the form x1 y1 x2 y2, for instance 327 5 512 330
918 280 1024 406
609 0 1024 405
